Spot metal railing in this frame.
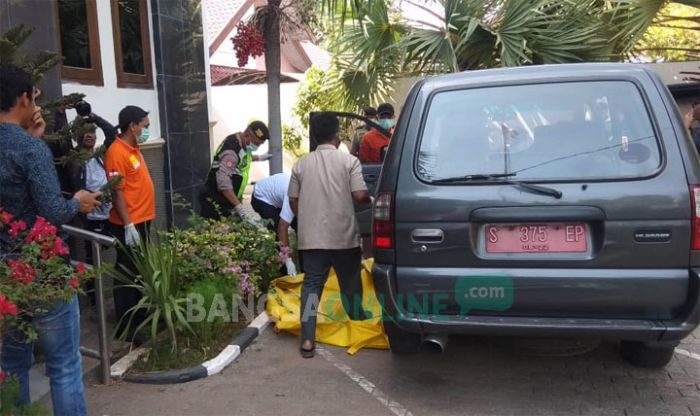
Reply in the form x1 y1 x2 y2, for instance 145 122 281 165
62 224 116 385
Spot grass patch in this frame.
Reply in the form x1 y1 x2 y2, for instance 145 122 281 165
131 319 250 373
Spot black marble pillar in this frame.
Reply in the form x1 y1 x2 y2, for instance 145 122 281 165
150 0 211 227
0 0 62 103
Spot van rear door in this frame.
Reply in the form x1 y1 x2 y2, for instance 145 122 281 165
391 79 690 320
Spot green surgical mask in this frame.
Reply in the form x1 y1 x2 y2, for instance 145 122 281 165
246 144 259 152
378 119 394 130
138 127 150 144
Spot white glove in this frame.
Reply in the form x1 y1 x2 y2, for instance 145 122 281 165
124 223 141 247
232 204 257 226
257 153 271 161
232 204 246 218
284 258 298 277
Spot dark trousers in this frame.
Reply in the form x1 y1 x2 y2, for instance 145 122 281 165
109 221 150 339
199 190 233 221
251 194 281 232
299 248 365 342
82 218 108 306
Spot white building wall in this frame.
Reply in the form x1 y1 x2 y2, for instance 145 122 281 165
210 82 299 180
60 0 161 145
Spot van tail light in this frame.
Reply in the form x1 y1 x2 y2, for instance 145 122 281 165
691 186 700 250
373 192 394 250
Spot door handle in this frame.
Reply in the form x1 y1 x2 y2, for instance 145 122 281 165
411 229 444 243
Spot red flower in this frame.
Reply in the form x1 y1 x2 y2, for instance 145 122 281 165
8 220 26 238
25 216 57 244
0 294 18 318
76 262 86 276
7 259 35 285
0 209 13 225
69 277 79 288
39 236 69 259
0 371 5 383
55 237 69 256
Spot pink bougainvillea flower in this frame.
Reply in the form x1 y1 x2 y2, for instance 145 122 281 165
55 237 69 256
7 220 26 238
0 294 18 318
0 209 13 225
7 259 35 285
39 236 70 259
25 216 57 244
69 277 79 288
76 262 86 276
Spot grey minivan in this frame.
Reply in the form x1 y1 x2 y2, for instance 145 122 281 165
371 63 700 368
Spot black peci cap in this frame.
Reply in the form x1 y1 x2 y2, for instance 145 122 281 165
118 105 149 132
377 103 395 117
247 120 270 141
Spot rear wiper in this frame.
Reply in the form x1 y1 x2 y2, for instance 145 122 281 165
507 181 562 199
432 173 563 199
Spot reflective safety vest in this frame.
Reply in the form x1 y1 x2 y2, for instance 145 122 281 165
202 135 252 209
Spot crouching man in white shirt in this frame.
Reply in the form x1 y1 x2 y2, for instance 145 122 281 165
251 173 299 276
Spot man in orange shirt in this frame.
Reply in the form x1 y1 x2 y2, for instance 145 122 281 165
104 105 156 340
358 103 394 163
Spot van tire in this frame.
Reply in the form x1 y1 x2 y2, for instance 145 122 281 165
383 321 422 354
620 341 675 368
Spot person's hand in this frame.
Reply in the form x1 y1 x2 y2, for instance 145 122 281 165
124 223 141 247
685 110 694 128
232 204 246 218
26 107 46 138
284 258 298 277
73 190 102 214
257 153 272 161
232 204 256 223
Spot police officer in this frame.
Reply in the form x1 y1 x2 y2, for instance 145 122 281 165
200 121 270 221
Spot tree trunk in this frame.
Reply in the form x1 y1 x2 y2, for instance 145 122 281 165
264 0 283 174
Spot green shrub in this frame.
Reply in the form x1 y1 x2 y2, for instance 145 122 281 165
169 217 281 295
0 375 47 415
114 238 193 352
186 278 229 343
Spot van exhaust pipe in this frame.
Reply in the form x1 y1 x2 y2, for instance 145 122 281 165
422 334 447 353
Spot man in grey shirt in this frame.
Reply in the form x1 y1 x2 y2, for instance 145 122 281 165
288 113 371 358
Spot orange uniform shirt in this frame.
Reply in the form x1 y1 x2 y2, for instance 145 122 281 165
104 137 156 225
358 129 391 163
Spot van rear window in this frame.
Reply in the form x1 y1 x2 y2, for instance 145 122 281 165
416 81 661 182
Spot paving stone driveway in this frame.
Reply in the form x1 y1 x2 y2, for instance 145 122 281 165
84 326 700 416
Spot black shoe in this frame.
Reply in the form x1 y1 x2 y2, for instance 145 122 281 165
300 341 315 358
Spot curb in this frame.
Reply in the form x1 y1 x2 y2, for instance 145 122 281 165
111 311 271 385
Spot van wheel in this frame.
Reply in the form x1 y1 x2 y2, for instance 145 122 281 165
620 341 675 368
383 321 422 354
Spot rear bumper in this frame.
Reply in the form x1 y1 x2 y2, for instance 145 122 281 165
371 263 700 342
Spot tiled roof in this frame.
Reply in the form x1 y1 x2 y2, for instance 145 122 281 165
210 64 300 85
203 0 246 45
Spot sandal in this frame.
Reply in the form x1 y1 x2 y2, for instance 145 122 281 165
300 341 315 358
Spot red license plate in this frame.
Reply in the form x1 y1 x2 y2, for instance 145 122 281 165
485 223 588 254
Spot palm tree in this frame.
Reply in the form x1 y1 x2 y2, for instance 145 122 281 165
251 1 284 174
252 0 317 174
319 0 694 100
